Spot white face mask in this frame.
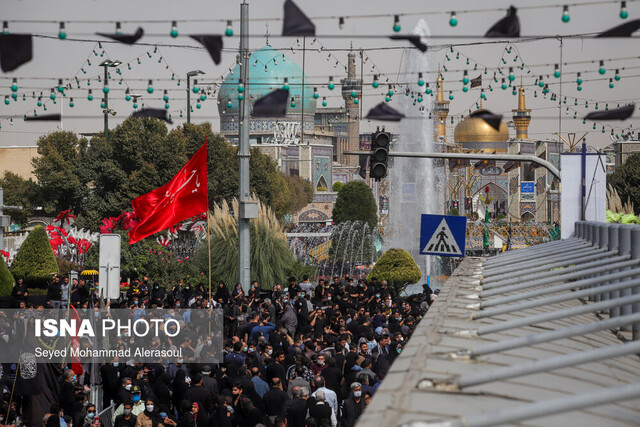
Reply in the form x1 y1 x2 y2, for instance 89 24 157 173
146 405 154 413
125 384 132 391
354 391 362 398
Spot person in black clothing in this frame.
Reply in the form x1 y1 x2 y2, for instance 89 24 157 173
100 360 120 408
215 281 230 304
263 377 289 423
115 377 133 406
308 390 332 427
150 283 165 307
183 372 216 426
230 383 257 427
266 351 287 390
283 387 308 427
341 382 365 427
47 276 62 307
70 278 89 307
58 369 76 415
11 278 28 307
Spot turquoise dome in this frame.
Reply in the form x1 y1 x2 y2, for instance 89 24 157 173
218 46 316 117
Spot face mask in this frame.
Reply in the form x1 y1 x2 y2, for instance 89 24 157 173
376 294 380 298
248 348 255 353
354 391 362 398
87 412 95 419
146 405 154 413
226 406 234 415
160 412 167 419
397 348 402 354
243 347 248 352
317 360 325 366
0 417 4 422
176 304 181 307
132 394 141 402
125 384 132 391
123 409 132 416
72 375 78 382
113 362 119 367
267 349 273 355
327 297 332 301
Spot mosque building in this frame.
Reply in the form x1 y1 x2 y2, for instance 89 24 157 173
441 78 561 223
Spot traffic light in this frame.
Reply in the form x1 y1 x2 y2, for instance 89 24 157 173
369 129 390 180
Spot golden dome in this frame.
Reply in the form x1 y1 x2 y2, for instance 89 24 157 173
454 109 509 144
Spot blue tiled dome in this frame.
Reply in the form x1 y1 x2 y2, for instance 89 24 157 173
217 46 316 117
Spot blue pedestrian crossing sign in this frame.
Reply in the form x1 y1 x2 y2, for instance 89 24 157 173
419 214 467 257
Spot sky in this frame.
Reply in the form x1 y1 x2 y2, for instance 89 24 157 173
1 0 639 149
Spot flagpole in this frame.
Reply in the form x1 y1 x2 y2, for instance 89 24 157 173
207 211 212 303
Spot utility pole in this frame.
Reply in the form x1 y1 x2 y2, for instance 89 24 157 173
99 59 121 144
237 1 255 292
0 188 23 252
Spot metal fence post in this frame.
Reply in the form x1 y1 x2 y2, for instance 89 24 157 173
612 225 632 319
628 226 640 339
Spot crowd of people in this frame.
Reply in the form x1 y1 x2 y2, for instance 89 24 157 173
7 273 438 427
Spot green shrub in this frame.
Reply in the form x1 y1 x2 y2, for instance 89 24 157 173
0 257 14 296
332 182 344 192
10 226 59 288
368 248 421 295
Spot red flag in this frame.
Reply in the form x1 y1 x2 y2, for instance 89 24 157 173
128 142 208 244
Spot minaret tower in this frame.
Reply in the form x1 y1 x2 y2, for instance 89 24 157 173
341 51 362 166
433 68 450 144
512 83 531 139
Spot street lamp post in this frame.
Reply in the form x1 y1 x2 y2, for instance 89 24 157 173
187 70 205 124
99 59 122 144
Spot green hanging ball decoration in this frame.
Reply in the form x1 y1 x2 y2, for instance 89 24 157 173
463 76 470 85
3 98 8 105
100 101 106 108
508 74 515 82
385 96 390 102
538 81 545 88
58 22 67 40
147 87 154 94
449 12 458 27
448 93 454 100
418 78 425 87
501 83 508 90
11 83 18 92
577 85 582 91
609 82 614 89
225 21 234 37
354 98 359 105
133 103 138 109
562 6 570 23
290 101 296 108
237 84 244 93
463 86 469 92
620 4 629 19
193 86 200 93
227 101 233 108
88 95 93 101
163 95 169 102
125 94 131 101
70 101 75 108
392 15 401 32
387 89 394 97
313 92 319 99
481 93 486 100
50 93 56 100
179 112 183 118
417 96 423 102
615 74 621 81
512 89 517 95
196 103 201 109
11 93 17 100
103 87 109 94
577 78 583 85
170 28 178 38
372 81 379 88
200 94 206 101
351 90 357 98
554 70 561 78
599 67 606 75
322 99 327 107
283 83 289 90
426 88 432 95
37 100 42 107
165 103 170 109
238 94 244 101
328 82 335 90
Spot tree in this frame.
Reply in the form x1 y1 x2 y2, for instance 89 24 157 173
332 181 344 192
32 131 86 215
0 256 14 297
368 248 421 295
332 181 378 229
0 171 40 225
608 153 640 215
10 225 59 287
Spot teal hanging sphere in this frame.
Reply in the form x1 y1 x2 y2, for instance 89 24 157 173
426 88 432 95
193 87 200 93
615 74 621 81
196 103 201 109
562 12 570 23
501 83 508 90
225 27 234 37
37 100 42 106
328 83 335 90
538 81 545 88
387 90 394 97
554 71 561 78
170 29 179 38
88 95 94 101
163 95 169 102
508 74 515 82
417 96 423 102
393 24 401 32
418 79 425 86
283 84 289 90
351 90 357 98
609 83 614 88
577 77 583 85
290 101 296 107
237 84 244 93
577 85 582 91
512 89 517 95
481 93 486 99
125 94 132 101
313 92 319 99
620 9 629 19
100 102 106 108
50 93 56 100
3 99 8 105
165 103 170 109
103 87 110 94
354 98 359 104
449 93 454 100
227 101 233 108
385 96 390 102
58 30 67 40
463 86 469 92
147 86 154 94
238 94 244 101
449 17 458 27
463 77 470 85
11 84 18 92
133 103 138 109
11 93 17 100
599 67 606 75
69 102 74 108
200 94 206 101
372 81 379 88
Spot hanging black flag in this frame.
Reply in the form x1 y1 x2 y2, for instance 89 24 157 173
470 75 482 88
485 6 520 37
24 113 61 121
502 160 519 173
584 104 635 121
389 35 427 52
282 0 316 36
252 89 289 118
365 102 405 121
190 35 223 65
596 19 640 37
132 108 173 123
469 109 503 131
449 158 470 170
0 34 33 72
96 27 144 45
474 159 496 170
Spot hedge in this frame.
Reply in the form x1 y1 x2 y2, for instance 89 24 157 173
0 256 14 296
368 248 421 294
10 225 59 288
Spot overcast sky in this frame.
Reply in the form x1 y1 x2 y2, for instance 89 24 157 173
1 0 638 149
